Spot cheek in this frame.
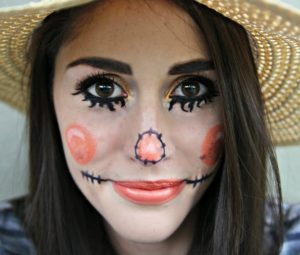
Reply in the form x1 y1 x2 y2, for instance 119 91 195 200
65 124 97 165
200 124 224 167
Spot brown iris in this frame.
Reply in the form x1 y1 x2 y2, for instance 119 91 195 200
95 83 114 98
181 82 200 98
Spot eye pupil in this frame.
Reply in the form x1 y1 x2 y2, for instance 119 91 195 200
182 82 200 97
96 83 114 98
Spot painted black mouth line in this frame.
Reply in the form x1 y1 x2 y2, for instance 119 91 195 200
81 171 112 184
81 170 214 188
183 171 215 188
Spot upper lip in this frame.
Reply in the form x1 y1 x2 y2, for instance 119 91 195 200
114 180 184 190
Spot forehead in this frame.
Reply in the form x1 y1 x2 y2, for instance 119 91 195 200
57 0 209 74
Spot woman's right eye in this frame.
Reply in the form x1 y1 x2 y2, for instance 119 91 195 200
87 80 125 99
72 73 128 111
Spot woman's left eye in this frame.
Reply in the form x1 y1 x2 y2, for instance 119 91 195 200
72 73 128 111
168 76 219 112
172 79 206 98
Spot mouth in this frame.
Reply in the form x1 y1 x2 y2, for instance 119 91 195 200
80 170 215 205
112 180 185 205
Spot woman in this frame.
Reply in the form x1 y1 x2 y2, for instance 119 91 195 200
0 0 299 254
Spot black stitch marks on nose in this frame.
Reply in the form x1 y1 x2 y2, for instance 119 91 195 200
81 170 111 184
184 171 215 188
134 128 166 165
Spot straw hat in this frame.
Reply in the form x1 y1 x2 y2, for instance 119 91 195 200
0 0 299 145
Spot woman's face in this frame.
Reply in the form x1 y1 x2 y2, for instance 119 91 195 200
53 0 223 243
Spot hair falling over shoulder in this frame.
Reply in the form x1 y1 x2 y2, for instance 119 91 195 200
24 0 283 254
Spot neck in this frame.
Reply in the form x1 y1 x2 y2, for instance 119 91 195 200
105 208 197 255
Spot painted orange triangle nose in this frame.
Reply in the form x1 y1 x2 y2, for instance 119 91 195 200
135 128 166 165
137 134 162 161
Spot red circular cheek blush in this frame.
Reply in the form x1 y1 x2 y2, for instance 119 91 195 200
200 124 224 167
65 124 97 165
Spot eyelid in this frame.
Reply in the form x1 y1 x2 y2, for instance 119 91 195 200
164 74 214 99
76 71 131 96
104 73 131 95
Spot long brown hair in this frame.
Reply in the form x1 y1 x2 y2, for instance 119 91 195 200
25 0 283 254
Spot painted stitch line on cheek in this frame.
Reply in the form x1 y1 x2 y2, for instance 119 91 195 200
184 171 215 188
65 124 97 165
200 124 224 167
80 169 215 190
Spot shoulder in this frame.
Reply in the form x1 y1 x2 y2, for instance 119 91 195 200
281 203 300 255
0 201 36 255
265 202 300 255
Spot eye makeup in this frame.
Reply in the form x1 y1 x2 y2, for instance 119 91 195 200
167 75 219 112
72 72 218 113
72 72 129 111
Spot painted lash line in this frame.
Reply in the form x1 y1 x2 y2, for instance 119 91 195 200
72 89 127 111
72 72 220 113
168 94 217 112
71 72 129 111
167 76 220 112
80 170 215 188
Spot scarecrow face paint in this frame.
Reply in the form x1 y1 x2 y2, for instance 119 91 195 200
65 124 97 165
53 0 222 251
134 128 166 165
200 124 224 166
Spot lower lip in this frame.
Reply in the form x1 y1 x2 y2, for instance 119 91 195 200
113 180 184 205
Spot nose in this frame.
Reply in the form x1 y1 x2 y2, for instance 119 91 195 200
123 98 173 166
134 128 166 165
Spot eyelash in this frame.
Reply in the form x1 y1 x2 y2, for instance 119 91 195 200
72 73 219 112
72 72 128 111
168 76 219 112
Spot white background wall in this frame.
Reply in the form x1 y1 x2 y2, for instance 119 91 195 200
0 0 299 203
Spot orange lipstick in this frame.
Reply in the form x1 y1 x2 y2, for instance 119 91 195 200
113 180 184 205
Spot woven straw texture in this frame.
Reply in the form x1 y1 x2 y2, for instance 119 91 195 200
0 0 299 145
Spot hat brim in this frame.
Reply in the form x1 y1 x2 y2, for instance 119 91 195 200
0 0 299 145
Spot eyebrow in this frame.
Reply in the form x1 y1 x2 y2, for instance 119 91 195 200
66 57 214 75
67 57 133 75
168 59 214 75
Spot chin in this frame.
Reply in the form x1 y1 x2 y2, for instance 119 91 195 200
81 177 206 245
97 186 197 245
104 207 189 243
